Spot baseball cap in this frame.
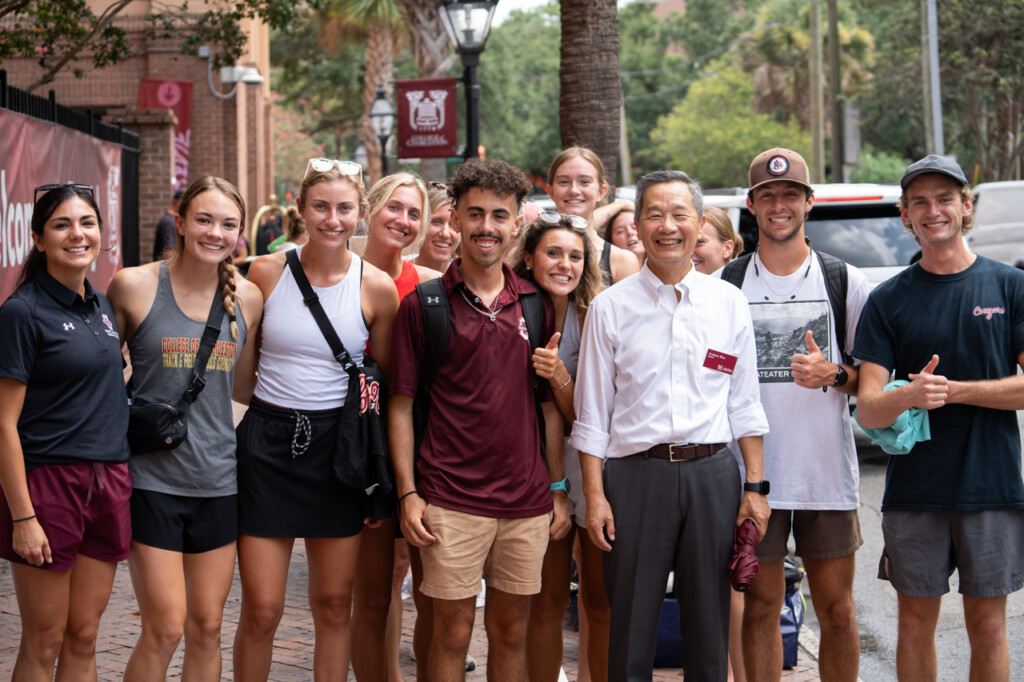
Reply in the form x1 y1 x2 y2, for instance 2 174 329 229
749 147 812 192
900 155 968 191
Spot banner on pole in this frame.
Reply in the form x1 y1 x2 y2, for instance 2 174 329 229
396 78 458 159
139 78 192 190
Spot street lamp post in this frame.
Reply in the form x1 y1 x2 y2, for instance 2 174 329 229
438 1 497 160
369 86 395 176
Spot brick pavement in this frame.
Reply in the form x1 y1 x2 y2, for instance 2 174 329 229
0 545 822 680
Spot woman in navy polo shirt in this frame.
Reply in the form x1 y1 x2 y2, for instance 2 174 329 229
0 183 132 679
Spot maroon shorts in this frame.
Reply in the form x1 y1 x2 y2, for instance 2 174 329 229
0 461 132 571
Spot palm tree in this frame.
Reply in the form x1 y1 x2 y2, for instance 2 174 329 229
559 0 622 184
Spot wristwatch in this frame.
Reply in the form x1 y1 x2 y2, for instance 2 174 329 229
833 364 849 388
550 477 570 494
743 480 770 495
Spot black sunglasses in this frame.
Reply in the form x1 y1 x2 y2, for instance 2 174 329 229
34 183 94 204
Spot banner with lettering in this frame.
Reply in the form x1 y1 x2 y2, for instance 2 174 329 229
139 78 192 190
396 78 458 159
0 110 123 302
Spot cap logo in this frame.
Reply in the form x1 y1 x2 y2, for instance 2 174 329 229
767 155 790 176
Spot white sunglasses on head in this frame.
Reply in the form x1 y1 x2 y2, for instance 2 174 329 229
304 158 363 179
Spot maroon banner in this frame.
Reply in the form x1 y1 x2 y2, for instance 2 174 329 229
139 78 192 190
0 110 123 303
396 78 458 159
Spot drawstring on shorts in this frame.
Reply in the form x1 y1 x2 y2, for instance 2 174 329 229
291 411 312 458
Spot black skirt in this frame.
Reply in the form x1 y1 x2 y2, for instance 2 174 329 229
237 397 366 538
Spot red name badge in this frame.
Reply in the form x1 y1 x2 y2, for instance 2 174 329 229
704 349 738 375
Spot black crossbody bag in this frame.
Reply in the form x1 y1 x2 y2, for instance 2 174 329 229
285 250 394 513
126 294 224 454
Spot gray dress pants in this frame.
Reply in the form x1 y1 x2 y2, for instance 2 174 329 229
602 449 741 682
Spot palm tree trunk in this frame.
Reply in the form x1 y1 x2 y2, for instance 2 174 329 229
559 0 622 184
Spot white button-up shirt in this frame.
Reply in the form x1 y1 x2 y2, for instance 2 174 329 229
570 264 768 460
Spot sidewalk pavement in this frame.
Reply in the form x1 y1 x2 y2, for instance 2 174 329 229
0 544 823 680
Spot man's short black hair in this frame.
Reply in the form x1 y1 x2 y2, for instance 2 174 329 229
635 170 704 218
447 159 533 210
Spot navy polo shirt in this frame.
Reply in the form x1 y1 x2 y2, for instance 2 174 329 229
0 272 130 470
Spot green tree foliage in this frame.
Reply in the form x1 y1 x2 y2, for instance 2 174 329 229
0 0 306 91
651 58 810 188
476 2 562 177
848 148 912 184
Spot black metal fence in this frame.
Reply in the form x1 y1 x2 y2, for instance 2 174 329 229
1 69 141 266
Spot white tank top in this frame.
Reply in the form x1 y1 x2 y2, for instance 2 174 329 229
254 246 369 410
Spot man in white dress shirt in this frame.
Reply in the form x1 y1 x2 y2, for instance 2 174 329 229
570 170 771 681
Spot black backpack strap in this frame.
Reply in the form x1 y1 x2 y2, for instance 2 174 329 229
518 288 548 450
814 251 851 365
416 278 450 389
720 253 753 289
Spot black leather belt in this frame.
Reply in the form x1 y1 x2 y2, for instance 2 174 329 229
646 443 726 462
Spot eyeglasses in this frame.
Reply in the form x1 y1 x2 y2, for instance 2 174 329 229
34 183 94 204
538 211 587 230
426 181 448 190
304 158 363 179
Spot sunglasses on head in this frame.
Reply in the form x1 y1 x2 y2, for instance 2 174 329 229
426 181 448 191
304 158 363 179
34 183 94 204
538 210 587 230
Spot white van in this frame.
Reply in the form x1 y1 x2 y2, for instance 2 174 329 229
966 181 1024 269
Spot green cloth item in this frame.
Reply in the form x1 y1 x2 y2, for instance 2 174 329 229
854 380 931 455
268 233 288 253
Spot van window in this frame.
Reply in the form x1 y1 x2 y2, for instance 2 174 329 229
974 188 1019 225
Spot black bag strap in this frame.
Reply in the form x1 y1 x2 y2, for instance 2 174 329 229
720 252 753 288
286 249 359 377
721 250 850 364
174 291 226 412
814 250 851 365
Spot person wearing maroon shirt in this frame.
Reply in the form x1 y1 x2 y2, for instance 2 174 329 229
388 158 570 680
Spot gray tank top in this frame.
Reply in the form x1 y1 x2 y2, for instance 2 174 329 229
127 264 247 496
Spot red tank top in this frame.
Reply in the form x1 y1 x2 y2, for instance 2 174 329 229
394 260 419 300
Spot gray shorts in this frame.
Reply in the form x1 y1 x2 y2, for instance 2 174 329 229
756 508 863 563
879 509 1024 599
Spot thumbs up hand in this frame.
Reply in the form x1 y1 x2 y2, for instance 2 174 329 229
907 354 947 409
532 332 565 382
791 330 835 390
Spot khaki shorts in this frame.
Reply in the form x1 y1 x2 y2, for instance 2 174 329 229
756 509 863 563
419 504 552 600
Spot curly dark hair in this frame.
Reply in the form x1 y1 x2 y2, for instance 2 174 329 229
447 159 532 210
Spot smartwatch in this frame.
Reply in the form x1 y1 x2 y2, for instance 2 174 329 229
832 364 849 388
743 480 770 495
550 477 570 494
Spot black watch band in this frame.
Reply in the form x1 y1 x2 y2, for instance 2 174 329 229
743 480 770 495
832 364 849 387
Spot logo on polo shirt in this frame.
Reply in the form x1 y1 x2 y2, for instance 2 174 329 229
101 313 119 338
63 322 75 331
518 316 529 341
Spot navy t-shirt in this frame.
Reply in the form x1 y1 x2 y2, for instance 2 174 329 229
0 273 130 470
854 257 1024 511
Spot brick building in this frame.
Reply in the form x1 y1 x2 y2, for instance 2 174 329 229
3 1 272 263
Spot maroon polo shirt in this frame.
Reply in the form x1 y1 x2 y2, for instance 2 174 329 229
390 259 555 519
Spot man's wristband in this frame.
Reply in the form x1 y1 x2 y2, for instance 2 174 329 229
398 491 419 504
12 514 36 523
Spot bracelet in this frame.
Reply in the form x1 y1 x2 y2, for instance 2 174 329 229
398 491 419 504
12 514 36 523
553 376 572 391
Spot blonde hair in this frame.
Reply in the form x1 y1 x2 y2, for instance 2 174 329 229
173 176 245 339
703 206 744 261
366 172 430 250
299 167 368 218
428 185 450 214
283 205 305 240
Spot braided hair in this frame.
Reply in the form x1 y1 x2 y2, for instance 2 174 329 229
173 176 246 339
